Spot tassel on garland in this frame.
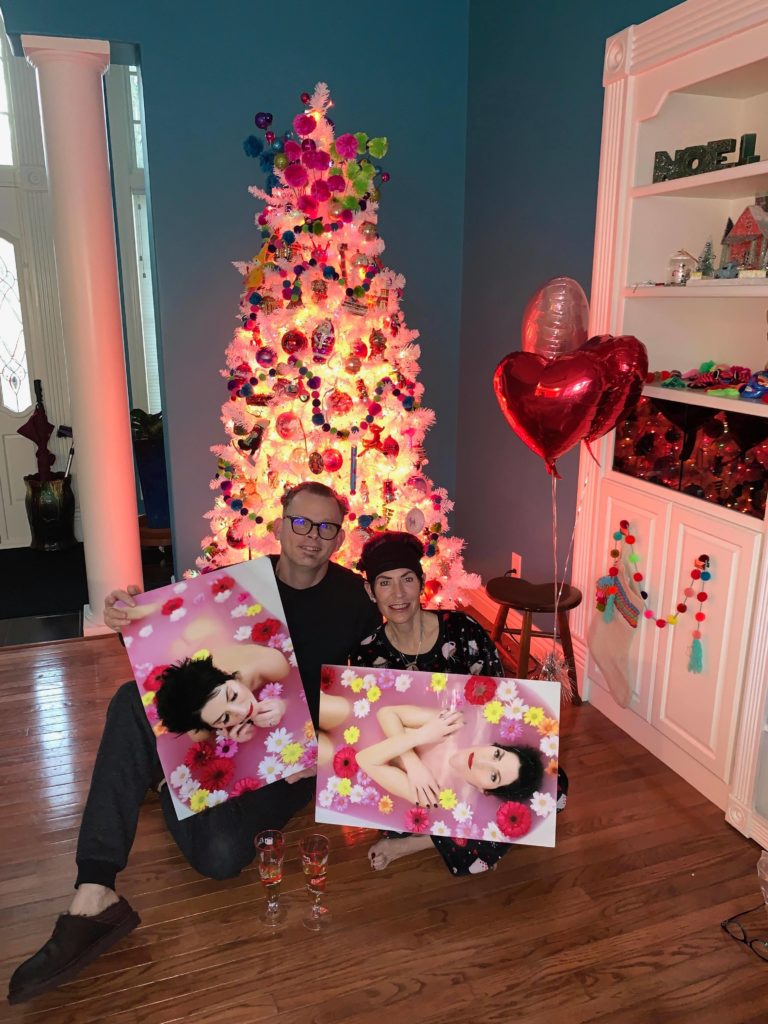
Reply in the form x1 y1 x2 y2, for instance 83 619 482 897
603 592 615 623
688 636 703 674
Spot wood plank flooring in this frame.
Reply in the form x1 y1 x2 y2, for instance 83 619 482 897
0 635 766 1023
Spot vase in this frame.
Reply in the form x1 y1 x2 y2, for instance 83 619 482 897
24 472 76 551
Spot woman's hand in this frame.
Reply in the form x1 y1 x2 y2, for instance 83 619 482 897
415 709 465 746
405 759 442 807
252 698 286 729
104 585 143 632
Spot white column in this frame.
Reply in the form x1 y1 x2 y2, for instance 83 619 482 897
22 35 143 629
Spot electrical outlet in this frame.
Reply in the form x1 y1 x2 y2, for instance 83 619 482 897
510 552 522 578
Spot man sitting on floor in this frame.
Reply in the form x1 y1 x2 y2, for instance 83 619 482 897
8 482 380 1006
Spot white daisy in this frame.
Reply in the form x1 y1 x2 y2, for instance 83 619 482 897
133 663 152 684
353 699 371 718
169 607 187 622
531 791 556 817
318 788 334 808
431 820 452 837
505 696 529 720
170 765 191 789
362 674 377 690
230 603 250 618
138 625 153 638
452 802 473 824
281 636 294 653
289 653 298 667
178 777 200 800
340 668 357 686
213 590 233 603
123 636 134 649
258 755 283 781
325 775 342 793
482 822 505 842
172 582 188 594
349 785 365 804
496 679 519 702
265 727 293 753
540 735 559 757
232 626 252 642
394 674 412 693
206 790 229 807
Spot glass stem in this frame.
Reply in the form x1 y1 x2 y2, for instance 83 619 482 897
267 895 279 916
313 892 322 917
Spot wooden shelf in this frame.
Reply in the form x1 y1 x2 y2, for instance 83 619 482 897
632 159 768 200
623 284 768 298
642 383 768 417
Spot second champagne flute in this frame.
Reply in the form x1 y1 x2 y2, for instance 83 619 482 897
299 834 332 932
255 829 287 929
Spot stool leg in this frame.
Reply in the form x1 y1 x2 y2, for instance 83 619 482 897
491 602 508 643
557 610 582 705
517 611 532 679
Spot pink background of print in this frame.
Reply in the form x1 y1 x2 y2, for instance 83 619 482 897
122 559 317 820
315 667 560 848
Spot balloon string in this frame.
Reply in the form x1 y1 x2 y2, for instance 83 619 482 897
551 467 592 656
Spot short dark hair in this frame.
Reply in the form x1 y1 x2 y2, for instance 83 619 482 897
154 656 231 734
281 481 347 520
489 744 544 802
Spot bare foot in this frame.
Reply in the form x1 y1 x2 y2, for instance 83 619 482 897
368 835 433 870
69 883 120 917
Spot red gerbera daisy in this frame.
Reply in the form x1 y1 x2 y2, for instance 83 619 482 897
161 597 184 616
464 677 498 706
496 801 532 839
184 740 217 774
198 756 235 792
332 745 359 779
211 575 236 596
320 667 335 692
143 664 172 692
251 618 282 643
405 806 430 834
230 777 263 798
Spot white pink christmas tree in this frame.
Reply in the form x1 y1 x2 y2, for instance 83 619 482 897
198 83 479 605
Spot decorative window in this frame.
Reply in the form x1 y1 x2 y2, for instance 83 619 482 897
132 194 161 413
0 40 13 166
0 236 30 413
128 65 144 170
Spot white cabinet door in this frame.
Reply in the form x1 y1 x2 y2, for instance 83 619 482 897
650 506 762 784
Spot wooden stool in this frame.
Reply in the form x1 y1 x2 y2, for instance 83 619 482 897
486 575 583 704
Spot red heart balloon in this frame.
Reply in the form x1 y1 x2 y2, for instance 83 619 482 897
493 350 607 475
582 335 649 444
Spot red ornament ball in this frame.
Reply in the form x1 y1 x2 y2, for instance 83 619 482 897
326 389 354 416
382 436 400 458
300 91 311 103
351 340 368 359
275 412 302 440
423 579 442 603
281 329 307 355
322 448 343 472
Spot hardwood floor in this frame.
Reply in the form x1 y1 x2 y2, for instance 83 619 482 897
0 635 766 1024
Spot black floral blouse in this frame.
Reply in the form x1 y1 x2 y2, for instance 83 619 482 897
349 611 569 876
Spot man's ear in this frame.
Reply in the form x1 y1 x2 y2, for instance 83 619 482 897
331 528 345 555
273 516 284 541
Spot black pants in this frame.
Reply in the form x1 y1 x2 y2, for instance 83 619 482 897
75 682 315 890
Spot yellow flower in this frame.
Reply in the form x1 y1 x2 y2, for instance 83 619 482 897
304 720 316 740
538 717 559 737
367 684 382 703
153 722 168 737
483 700 504 724
337 778 352 796
281 742 303 765
431 672 447 692
191 648 211 661
189 789 210 813
246 603 262 616
378 795 394 814
524 705 545 727
350 677 364 693
141 691 156 706
439 788 457 810
344 726 360 744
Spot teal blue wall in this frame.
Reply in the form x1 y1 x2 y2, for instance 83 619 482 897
455 0 680 585
2 0 469 572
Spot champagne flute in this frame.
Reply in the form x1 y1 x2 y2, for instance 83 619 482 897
255 829 286 929
299 834 332 932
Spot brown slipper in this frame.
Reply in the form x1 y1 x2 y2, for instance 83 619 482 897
7 897 140 1005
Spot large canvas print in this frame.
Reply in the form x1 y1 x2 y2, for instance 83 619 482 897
122 559 317 820
315 666 560 847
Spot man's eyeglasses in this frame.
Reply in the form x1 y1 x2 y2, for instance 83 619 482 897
720 904 768 961
285 515 342 541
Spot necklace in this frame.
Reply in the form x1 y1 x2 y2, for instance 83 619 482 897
386 612 424 671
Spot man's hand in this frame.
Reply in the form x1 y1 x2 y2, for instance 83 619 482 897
252 698 287 729
405 758 442 807
104 585 143 633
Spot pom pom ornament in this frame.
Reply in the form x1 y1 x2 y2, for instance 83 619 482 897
197 83 479 605
597 519 712 675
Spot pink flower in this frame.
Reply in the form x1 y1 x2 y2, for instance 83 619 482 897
293 113 316 136
211 575 236 596
284 163 309 188
259 682 283 700
311 180 331 203
496 801 532 839
335 133 358 159
326 174 345 193
215 736 239 758
332 746 358 779
161 597 184 616
143 664 171 692
464 677 497 706
300 746 318 769
230 777 263 798
298 195 318 217
500 718 523 742
405 806 430 834
284 140 302 162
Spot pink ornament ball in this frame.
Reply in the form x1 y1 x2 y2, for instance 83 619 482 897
275 412 302 440
322 448 343 472
255 346 277 368
293 113 316 137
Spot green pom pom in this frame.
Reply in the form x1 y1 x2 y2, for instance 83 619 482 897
367 136 388 159
354 132 368 154
341 195 360 210
699 360 716 372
